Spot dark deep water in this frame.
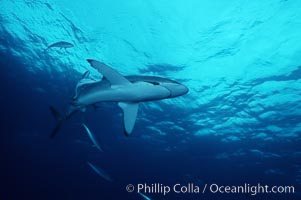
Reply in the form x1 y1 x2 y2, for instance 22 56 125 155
1 52 300 200
1 0 301 200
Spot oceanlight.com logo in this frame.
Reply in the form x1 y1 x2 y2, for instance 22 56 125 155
208 183 295 196
125 183 295 196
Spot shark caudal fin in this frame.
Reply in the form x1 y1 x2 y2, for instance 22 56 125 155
50 106 61 121
49 106 65 139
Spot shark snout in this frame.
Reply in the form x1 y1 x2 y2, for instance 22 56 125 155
182 84 189 94
177 84 189 96
160 82 189 98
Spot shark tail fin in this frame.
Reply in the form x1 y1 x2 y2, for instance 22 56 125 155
50 106 61 121
50 106 65 139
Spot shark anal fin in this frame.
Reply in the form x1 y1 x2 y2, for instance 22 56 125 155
86 59 131 85
118 102 139 136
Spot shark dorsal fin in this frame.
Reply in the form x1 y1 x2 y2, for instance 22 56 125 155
87 59 131 85
118 102 139 136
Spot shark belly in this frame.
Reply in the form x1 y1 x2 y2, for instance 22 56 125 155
77 82 171 106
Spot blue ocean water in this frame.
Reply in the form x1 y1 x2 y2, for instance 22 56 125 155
1 0 301 199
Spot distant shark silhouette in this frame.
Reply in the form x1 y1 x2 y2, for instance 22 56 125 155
87 161 112 182
139 192 152 200
45 41 74 51
82 123 103 152
50 59 188 138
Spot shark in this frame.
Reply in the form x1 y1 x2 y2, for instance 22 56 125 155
50 59 188 138
45 41 74 51
82 123 103 152
87 161 113 182
139 193 152 200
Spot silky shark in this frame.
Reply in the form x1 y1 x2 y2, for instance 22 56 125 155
139 193 152 200
50 59 188 138
82 123 103 152
87 161 113 182
45 41 74 51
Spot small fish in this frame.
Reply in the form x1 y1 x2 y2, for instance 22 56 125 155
87 161 113 182
82 123 103 152
139 193 152 200
45 41 74 51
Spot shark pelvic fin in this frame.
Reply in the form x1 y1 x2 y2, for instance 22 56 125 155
81 70 90 79
86 59 131 85
118 102 139 136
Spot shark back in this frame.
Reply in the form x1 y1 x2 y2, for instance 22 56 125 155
73 75 175 99
126 75 181 84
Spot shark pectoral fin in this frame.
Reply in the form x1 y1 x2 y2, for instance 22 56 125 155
86 59 131 85
118 102 139 136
